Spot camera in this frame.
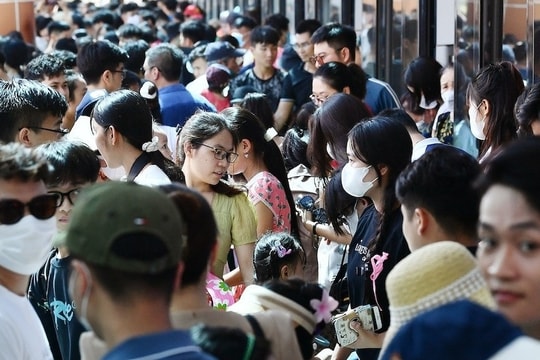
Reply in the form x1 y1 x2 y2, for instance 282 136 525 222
332 305 383 347
296 195 329 224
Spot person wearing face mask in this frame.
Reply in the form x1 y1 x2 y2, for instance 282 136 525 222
403 56 443 138
431 63 478 158
332 116 411 360
0 142 58 359
307 93 372 179
61 182 215 360
466 61 524 162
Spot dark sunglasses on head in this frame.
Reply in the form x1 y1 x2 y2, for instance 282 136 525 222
0 194 58 225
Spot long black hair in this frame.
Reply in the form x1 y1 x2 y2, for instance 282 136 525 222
92 90 182 181
348 116 412 252
223 107 300 238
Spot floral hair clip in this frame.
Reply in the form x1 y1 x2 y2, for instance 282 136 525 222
310 288 339 324
275 244 292 258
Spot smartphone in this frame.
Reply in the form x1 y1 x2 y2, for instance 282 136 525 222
332 305 383 347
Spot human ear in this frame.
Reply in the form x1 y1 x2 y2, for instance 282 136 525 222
279 265 290 280
183 141 193 157
17 128 33 147
480 99 491 117
340 47 351 63
414 208 429 236
378 164 389 177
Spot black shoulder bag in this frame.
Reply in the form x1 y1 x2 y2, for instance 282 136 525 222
329 245 349 313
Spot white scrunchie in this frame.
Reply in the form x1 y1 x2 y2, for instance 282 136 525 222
264 127 278 142
141 136 160 152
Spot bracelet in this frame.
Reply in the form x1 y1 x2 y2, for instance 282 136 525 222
312 222 320 237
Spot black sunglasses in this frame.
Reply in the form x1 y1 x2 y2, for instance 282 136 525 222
0 194 58 225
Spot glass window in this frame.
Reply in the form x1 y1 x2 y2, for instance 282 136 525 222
501 0 534 85
388 0 420 96
455 0 481 80
358 1 377 78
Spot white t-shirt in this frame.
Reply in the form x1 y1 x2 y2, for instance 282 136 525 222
0 285 53 359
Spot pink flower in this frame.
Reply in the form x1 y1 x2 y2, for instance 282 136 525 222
310 289 339 323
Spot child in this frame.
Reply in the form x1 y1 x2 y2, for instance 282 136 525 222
253 232 305 283
201 64 231 111
27 140 100 360
191 324 271 360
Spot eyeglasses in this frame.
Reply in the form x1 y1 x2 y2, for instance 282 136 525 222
309 93 331 106
309 47 344 65
0 194 58 225
25 126 69 136
111 69 127 79
293 42 311 50
193 142 239 163
48 188 81 208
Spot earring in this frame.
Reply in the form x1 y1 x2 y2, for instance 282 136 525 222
244 153 248 158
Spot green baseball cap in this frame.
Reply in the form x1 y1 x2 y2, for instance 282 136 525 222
60 181 185 274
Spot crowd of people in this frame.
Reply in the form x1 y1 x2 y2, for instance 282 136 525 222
1 1 540 360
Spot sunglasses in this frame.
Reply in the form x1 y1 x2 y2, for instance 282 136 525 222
0 194 58 225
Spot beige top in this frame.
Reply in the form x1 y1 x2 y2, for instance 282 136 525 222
79 308 303 360
171 308 304 360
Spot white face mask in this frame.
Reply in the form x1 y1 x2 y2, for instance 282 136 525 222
68 263 93 331
441 90 454 107
0 215 56 275
341 163 377 197
419 95 438 110
468 103 486 140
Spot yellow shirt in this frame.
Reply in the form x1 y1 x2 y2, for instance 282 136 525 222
211 192 257 278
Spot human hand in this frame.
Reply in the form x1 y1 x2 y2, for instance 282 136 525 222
344 321 386 349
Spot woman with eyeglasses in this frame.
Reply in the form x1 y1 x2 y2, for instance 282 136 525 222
91 90 182 185
223 107 298 239
177 111 257 287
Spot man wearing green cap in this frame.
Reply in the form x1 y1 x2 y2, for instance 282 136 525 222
62 181 214 360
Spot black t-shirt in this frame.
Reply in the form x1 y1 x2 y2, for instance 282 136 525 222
279 62 313 109
229 67 285 112
347 204 410 360
28 250 86 360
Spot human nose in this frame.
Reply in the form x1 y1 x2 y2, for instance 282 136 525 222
486 245 517 280
217 156 228 167
58 195 71 212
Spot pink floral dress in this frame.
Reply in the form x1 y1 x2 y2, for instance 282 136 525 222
246 171 291 233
